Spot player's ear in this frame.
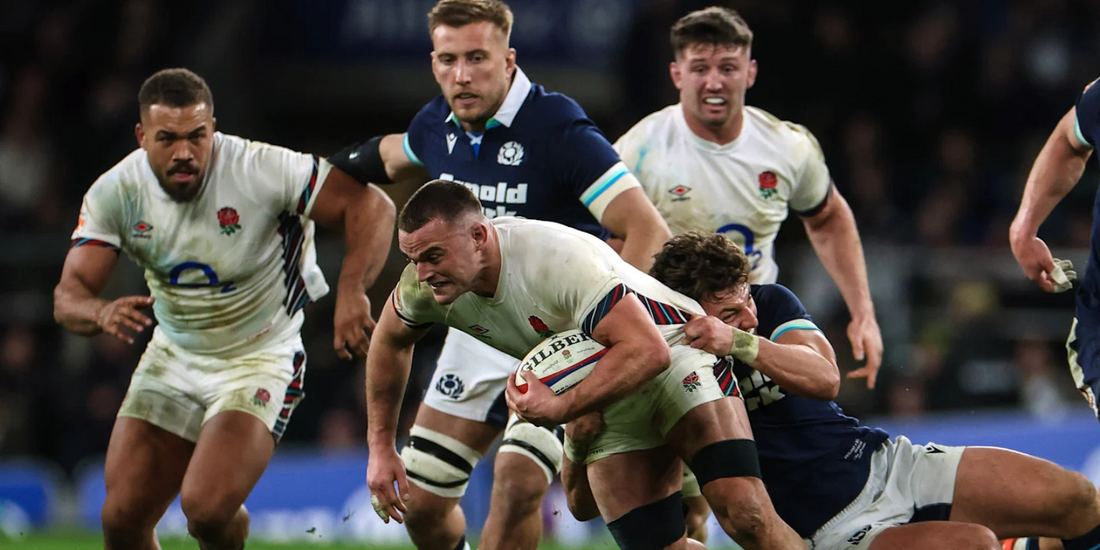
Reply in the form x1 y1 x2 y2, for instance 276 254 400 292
669 61 682 90
746 59 758 89
135 122 145 148
211 117 217 133
506 47 517 71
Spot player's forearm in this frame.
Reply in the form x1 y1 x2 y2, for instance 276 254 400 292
561 339 670 419
53 284 107 336
338 185 396 294
750 337 839 400
561 455 600 521
804 195 874 320
1011 134 1089 241
365 344 414 449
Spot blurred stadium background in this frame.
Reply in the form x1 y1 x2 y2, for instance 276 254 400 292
4 0 1100 547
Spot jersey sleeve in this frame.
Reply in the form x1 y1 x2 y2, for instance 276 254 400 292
402 103 435 168
71 176 124 251
786 123 833 216
244 140 334 217
538 237 629 336
1074 78 1100 148
391 264 443 329
552 103 640 223
754 284 819 341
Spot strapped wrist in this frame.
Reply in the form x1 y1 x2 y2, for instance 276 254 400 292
728 327 760 364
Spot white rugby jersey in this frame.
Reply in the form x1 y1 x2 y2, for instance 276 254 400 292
72 132 332 356
615 104 832 284
393 217 707 360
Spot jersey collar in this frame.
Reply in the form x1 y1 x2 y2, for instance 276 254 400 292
445 66 532 130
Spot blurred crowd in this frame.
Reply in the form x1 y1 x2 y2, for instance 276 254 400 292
1 0 1096 476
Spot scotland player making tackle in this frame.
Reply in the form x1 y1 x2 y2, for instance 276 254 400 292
329 2 672 550
53 69 396 550
367 181 807 550
564 232 1100 550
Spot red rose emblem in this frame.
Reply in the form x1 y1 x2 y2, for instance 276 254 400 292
683 372 699 385
217 207 242 235
218 207 240 226
528 316 550 333
253 388 271 406
758 171 778 190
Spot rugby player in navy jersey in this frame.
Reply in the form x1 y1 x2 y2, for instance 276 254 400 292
328 2 674 549
565 232 1100 550
1012 79 1100 423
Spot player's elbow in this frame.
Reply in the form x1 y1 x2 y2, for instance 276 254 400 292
640 339 672 379
813 364 841 401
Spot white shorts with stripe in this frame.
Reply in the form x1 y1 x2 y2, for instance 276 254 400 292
806 436 964 550
118 328 306 443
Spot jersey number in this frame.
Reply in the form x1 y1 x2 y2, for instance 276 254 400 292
717 224 763 271
168 262 236 293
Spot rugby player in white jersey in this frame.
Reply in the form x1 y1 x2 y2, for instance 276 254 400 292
614 7 881 388
613 10 882 539
53 68 396 550
367 180 808 550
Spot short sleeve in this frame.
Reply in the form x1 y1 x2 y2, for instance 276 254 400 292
280 151 332 217
753 284 819 341
786 123 833 216
391 264 443 329
537 236 629 335
403 104 435 168
71 176 124 251
1074 78 1100 148
552 103 640 222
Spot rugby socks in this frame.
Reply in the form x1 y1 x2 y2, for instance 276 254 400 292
1064 522 1100 550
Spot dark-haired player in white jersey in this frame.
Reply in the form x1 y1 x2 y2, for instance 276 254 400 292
367 180 808 550
53 68 395 550
565 232 1100 550
328 1 672 549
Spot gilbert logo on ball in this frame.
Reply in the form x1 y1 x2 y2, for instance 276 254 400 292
516 329 607 395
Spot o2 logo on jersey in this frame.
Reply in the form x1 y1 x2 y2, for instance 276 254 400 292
497 141 524 166
168 261 236 293
717 224 764 271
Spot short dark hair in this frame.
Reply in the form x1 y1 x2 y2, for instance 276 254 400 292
138 68 214 115
399 180 484 233
428 0 513 37
670 7 753 57
650 232 750 303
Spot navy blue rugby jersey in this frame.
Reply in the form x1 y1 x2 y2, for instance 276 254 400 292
403 68 637 239
1072 79 1100 326
712 284 890 537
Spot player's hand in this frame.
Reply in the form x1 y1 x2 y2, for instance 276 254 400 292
334 289 375 360
506 370 571 427
846 315 883 389
565 411 604 447
96 295 154 344
680 316 734 357
366 447 409 524
1011 235 1062 293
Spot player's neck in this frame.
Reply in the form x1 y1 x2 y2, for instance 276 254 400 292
682 105 744 146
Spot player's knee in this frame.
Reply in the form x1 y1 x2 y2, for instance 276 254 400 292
949 524 1000 550
606 492 686 550
101 499 156 535
181 492 242 538
403 491 458 533
490 467 549 518
1055 471 1100 535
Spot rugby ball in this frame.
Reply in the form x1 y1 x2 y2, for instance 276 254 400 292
515 329 607 395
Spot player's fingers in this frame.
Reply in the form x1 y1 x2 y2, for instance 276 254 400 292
850 337 865 362
121 308 153 327
396 468 410 503
123 295 156 309
334 335 353 360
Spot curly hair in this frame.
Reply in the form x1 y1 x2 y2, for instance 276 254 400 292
650 232 750 302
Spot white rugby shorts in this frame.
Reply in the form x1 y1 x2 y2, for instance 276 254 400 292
118 329 306 443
